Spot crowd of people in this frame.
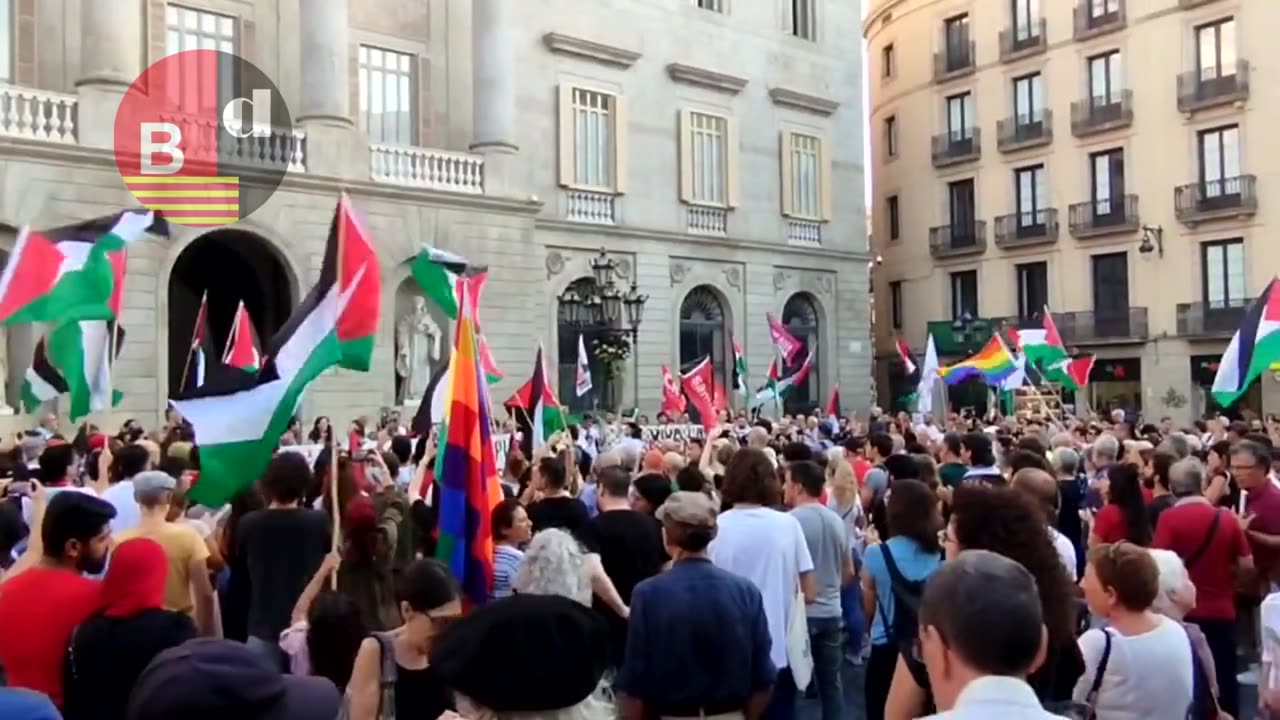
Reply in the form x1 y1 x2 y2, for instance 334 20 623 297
0 404 1279 719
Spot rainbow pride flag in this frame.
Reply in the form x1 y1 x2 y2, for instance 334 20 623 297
433 276 504 605
938 334 1018 386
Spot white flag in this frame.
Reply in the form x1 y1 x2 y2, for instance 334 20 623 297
575 335 593 397
915 334 940 414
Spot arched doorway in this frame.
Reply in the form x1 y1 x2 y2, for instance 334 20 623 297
556 277 617 411
783 292 821 415
679 286 728 420
167 230 293 396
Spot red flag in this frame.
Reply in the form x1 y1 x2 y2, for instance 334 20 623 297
826 384 841 419
222 300 261 372
681 357 718 430
661 365 686 415
767 313 803 363
895 337 918 375
712 378 729 415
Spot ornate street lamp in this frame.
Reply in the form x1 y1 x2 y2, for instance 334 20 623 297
559 287 582 325
590 247 616 288
623 282 647 329
601 284 623 325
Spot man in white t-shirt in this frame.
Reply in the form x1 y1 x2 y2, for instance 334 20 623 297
99 444 153 534
710 447 815 719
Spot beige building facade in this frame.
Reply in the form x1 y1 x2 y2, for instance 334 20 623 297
0 0 870 431
865 0 1277 424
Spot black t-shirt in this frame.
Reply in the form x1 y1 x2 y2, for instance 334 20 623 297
1147 494 1178 530
239 507 331 642
589 509 669 665
395 664 452 720
527 496 594 549
63 609 197 720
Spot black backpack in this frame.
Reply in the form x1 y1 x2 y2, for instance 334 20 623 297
879 544 936 651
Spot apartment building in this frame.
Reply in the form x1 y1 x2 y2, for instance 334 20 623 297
0 0 868 428
865 0 1273 423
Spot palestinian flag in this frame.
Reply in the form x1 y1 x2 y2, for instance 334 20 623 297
1043 355 1095 392
506 345 565 459
826 384 841 421
896 337 917 375
222 300 261 373
0 209 166 326
23 322 126 420
173 194 381 508
751 349 815 408
732 337 748 395
1008 307 1068 369
184 291 213 391
410 246 487 320
1213 277 1280 406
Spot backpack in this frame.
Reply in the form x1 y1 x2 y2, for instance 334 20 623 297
878 544 936 652
336 632 398 720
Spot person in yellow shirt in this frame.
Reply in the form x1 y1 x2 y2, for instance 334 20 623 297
114 471 217 637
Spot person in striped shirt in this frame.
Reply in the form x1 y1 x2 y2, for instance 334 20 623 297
490 499 532 600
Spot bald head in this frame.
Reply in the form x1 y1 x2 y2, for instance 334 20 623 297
1011 467 1059 522
747 427 769 449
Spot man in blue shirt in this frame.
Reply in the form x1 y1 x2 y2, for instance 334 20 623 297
616 492 775 719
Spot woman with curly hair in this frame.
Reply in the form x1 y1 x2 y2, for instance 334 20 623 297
885 486 1086 718
1090 462 1152 548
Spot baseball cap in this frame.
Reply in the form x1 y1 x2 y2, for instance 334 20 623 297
132 471 176 502
127 638 339 720
656 491 717 528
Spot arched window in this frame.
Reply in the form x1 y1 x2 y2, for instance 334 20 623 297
782 293 821 415
679 286 728 419
556 278 616 411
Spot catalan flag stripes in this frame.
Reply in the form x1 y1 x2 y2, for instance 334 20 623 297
122 176 239 227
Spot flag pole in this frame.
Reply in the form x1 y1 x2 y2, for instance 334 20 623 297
329 427 340 589
178 290 208 392
221 299 240 362
103 319 117 431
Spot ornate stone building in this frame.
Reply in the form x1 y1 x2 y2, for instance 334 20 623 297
0 0 869 428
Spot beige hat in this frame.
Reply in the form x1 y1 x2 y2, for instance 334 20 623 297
656 491 717 528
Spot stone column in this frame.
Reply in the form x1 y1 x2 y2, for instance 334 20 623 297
471 0 519 195
297 0 360 178
75 0 143 148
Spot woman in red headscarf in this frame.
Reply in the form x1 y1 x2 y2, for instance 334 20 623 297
62 537 197 720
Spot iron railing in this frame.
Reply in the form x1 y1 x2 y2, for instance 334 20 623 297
1174 175 1258 224
1068 194 1140 237
994 209 1059 248
929 221 987 258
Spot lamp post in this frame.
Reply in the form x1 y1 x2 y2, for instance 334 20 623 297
556 248 648 410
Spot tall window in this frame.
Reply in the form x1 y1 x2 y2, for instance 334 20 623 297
0 0 12 83
1090 0 1120 18
1012 0 1040 41
564 86 618 190
1016 262 1049 319
1090 148 1125 215
949 178 976 238
686 111 728 206
887 195 900 240
1197 18 1236 80
679 286 729 416
944 14 970 58
1015 164 1047 228
1091 252 1130 316
165 5 238 114
890 281 903 329
1202 239 1245 308
790 0 817 41
1198 125 1240 197
946 92 974 140
1013 73 1044 124
885 115 898 157
950 270 978 320
783 293 821 415
883 44 896 78
1088 51 1122 106
788 132 821 219
359 46 415 146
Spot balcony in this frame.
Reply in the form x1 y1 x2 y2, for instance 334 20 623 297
687 206 728 236
1174 175 1258 226
994 209 1059 249
370 145 483 193
0 85 78 144
933 41 976 83
931 129 981 168
565 190 617 225
1177 61 1250 114
152 111 306 173
1056 308 1149 344
1074 0 1126 41
1068 195 1140 238
786 219 822 248
997 110 1053 152
1071 91 1133 137
929 221 987 258
1000 19 1048 62
1176 301 1248 338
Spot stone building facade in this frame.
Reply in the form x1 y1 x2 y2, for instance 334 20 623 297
0 0 869 430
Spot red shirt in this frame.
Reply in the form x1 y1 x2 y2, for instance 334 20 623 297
1092 504 1128 544
1152 499 1250 620
0 567 102 706
1140 485 1154 503
1245 480 1280 578
852 458 872 483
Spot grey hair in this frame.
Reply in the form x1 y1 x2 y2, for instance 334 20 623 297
615 445 640 474
1159 433 1191 459
1049 432 1075 449
1052 447 1080 476
1232 440 1272 470
457 680 618 720
1169 457 1204 497
1111 408 1126 424
514 529 591 606
1092 434 1120 463
1149 549 1190 619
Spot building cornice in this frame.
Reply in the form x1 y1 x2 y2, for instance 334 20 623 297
768 87 840 117
536 218 872 263
541 32 642 69
665 63 748 94
0 138 544 216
